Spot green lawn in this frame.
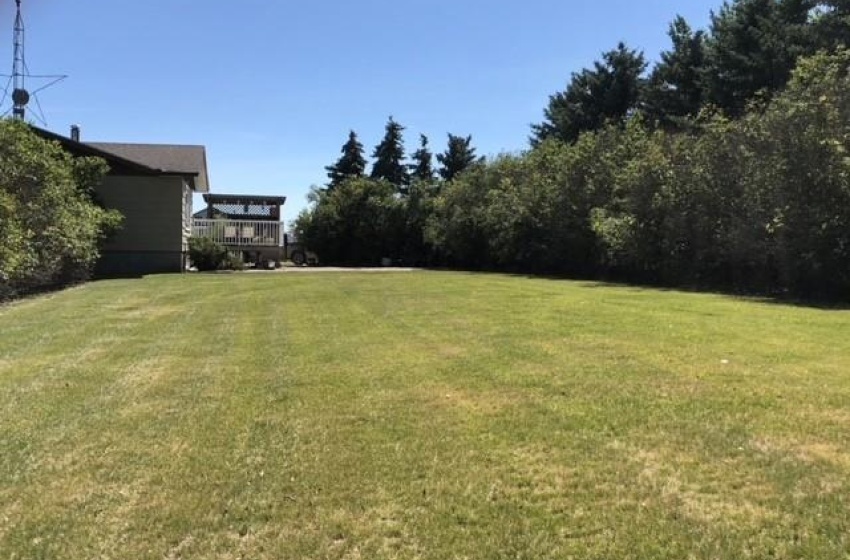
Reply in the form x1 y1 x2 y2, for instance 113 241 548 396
1 272 849 559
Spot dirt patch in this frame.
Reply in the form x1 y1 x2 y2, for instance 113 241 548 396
800 404 850 427
114 358 169 392
122 304 181 321
417 383 532 416
165 534 195 560
434 344 466 359
0 495 22 541
752 437 850 469
797 443 850 468
500 445 578 501
625 446 781 525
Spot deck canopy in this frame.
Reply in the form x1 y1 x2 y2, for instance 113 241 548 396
201 194 287 221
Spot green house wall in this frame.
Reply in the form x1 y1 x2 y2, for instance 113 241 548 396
94 175 189 276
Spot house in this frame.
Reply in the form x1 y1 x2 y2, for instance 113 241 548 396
32 126 209 276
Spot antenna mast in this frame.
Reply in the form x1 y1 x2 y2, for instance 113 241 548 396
12 0 28 119
1 0 67 124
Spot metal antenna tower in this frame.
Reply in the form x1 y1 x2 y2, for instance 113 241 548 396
11 0 27 119
1 0 67 124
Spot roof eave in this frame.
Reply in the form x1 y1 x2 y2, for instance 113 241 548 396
28 125 164 176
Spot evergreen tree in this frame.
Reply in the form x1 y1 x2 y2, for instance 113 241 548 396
409 134 435 182
809 0 850 51
703 0 812 115
370 117 410 193
325 131 367 191
437 134 478 181
531 42 647 145
642 17 707 126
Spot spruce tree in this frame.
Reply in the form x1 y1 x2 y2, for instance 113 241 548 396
437 134 478 181
325 131 366 191
370 117 410 193
531 43 647 145
703 0 812 115
643 17 707 126
810 0 850 50
409 134 435 182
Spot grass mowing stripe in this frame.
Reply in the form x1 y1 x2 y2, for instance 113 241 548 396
1 271 849 558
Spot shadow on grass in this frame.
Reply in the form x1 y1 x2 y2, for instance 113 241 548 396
577 281 850 311
430 267 850 311
84 262 850 311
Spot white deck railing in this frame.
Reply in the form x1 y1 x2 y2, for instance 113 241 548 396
192 219 282 247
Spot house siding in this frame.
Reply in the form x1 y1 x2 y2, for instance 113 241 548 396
95 251 186 277
95 175 187 276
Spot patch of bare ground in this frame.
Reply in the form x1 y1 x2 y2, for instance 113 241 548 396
122 304 181 322
752 436 850 496
113 357 169 392
491 445 581 505
312 502 423 559
416 383 534 416
618 444 782 525
797 442 850 469
165 534 195 560
752 436 850 470
432 343 466 359
799 403 850 427
0 495 21 542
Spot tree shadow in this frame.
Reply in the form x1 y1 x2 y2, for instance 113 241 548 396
433 268 850 311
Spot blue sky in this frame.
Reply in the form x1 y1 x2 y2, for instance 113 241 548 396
2 0 719 224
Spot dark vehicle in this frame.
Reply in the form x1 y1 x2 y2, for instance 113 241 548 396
283 233 318 266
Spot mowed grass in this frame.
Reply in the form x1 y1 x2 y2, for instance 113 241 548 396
1 272 849 559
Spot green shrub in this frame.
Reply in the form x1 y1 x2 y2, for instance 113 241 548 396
188 237 243 271
188 237 228 271
0 120 121 300
295 178 407 266
221 251 245 271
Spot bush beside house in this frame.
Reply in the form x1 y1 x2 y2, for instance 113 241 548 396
0 120 122 300
188 237 244 271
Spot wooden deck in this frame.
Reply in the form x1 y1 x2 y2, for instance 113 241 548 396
191 219 282 248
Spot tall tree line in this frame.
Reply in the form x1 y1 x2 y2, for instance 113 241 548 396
298 118 481 266
432 50 850 298
298 0 850 299
533 0 850 144
323 117 479 195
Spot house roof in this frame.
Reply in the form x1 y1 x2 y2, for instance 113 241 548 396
30 126 164 176
28 126 210 192
88 143 210 192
